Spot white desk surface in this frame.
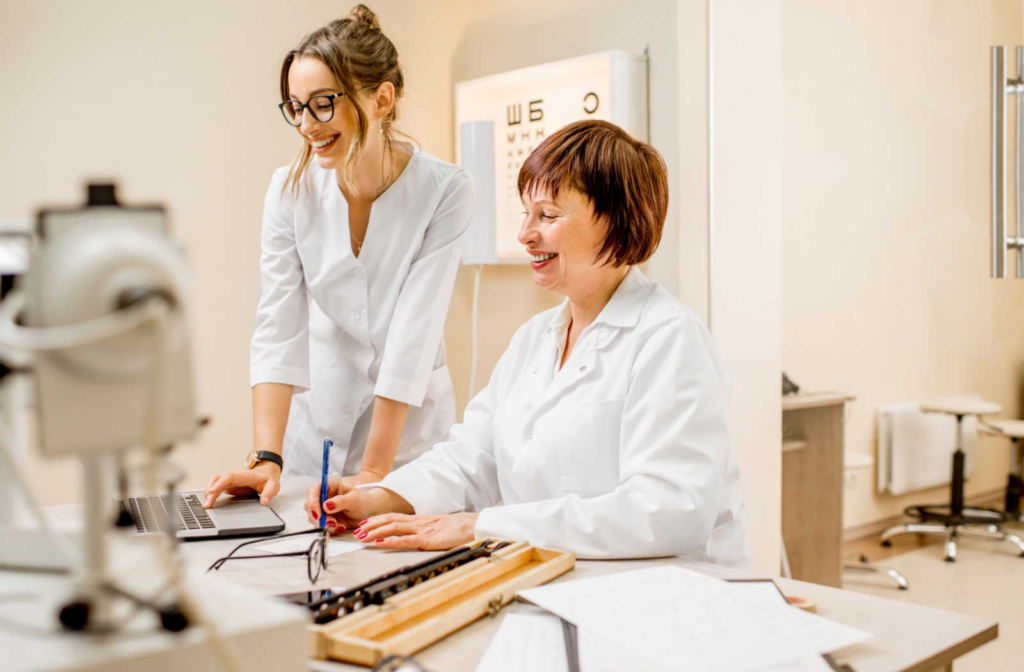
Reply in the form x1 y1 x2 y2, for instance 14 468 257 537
982 418 1024 438
30 476 998 672
919 397 1002 417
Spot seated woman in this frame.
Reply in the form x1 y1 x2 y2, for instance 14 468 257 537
305 119 749 564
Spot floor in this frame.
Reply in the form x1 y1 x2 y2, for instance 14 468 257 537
841 524 1024 672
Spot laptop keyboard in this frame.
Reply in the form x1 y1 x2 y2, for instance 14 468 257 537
125 493 216 533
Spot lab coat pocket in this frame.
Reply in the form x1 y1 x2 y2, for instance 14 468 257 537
555 399 624 497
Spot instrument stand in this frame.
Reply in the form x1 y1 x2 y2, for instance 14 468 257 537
0 373 73 574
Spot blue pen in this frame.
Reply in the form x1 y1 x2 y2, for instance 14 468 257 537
320 438 333 528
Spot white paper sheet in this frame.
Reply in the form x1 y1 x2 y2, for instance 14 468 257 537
475 613 647 672
475 614 566 672
254 536 366 557
726 582 840 672
517 566 870 672
759 655 835 672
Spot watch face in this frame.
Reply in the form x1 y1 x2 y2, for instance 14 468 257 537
245 449 259 468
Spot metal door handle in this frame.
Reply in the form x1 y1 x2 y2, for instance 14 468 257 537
991 46 1024 279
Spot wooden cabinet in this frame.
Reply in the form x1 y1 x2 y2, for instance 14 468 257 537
781 393 850 587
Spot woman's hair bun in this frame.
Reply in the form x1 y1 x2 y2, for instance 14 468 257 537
347 4 381 29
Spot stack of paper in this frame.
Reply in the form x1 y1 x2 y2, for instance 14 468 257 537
476 566 870 672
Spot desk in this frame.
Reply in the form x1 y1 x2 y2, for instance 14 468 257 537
28 477 996 672
782 392 852 587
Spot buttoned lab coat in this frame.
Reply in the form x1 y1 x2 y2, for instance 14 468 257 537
250 151 474 477
378 268 750 564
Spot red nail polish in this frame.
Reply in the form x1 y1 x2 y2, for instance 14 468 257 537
325 502 335 512
375 539 384 544
358 520 367 526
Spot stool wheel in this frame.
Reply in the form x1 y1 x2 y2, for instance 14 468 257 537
160 605 189 632
58 600 90 631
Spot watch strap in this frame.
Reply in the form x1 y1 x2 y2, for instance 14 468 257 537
249 450 283 471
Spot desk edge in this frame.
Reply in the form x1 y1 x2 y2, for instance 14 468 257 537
896 621 998 672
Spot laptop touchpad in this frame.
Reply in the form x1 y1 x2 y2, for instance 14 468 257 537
208 496 279 524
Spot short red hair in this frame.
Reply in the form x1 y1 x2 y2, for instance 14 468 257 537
517 119 668 266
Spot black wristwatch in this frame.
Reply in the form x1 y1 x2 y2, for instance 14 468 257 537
245 449 284 472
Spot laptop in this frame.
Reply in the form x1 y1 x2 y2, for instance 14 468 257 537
120 490 285 539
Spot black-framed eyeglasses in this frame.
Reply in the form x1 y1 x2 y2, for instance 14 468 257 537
207 528 328 583
278 86 377 127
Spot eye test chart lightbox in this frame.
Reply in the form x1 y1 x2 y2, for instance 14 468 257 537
455 50 649 264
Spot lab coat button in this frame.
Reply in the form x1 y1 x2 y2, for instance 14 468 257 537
579 365 587 372
350 310 360 321
352 267 363 277
532 366 539 374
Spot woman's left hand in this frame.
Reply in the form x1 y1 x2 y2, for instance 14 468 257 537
353 512 479 550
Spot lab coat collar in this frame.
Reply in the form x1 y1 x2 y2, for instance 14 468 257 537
545 266 651 334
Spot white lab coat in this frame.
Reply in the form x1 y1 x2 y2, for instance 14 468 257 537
250 150 474 478
378 267 750 564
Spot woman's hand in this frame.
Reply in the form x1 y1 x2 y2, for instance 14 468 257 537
353 512 479 550
204 462 281 508
304 477 418 534
303 475 377 533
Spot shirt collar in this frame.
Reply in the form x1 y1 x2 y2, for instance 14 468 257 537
544 266 651 333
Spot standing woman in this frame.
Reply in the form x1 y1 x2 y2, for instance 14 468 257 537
204 5 474 520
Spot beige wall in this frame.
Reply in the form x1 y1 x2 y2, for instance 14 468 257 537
710 0 784 576
779 0 1024 530
1 0 471 504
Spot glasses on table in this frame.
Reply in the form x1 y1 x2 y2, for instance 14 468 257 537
278 86 378 127
207 528 328 583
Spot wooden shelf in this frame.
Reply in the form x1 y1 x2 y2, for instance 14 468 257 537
782 393 854 412
782 439 809 453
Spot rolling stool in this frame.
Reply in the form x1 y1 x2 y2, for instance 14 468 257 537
981 419 1024 522
880 397 1024 561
